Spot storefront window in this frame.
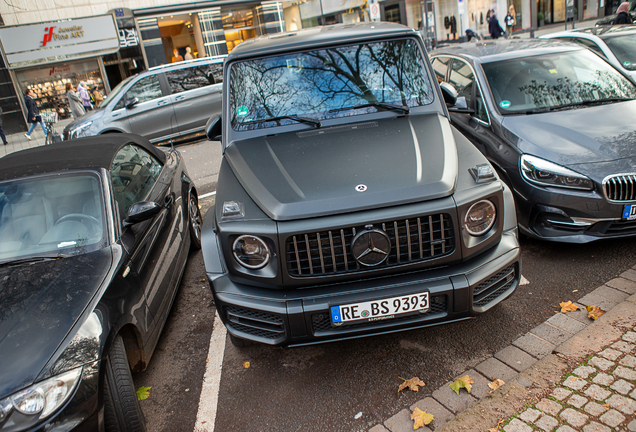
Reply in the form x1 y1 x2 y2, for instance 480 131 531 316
15 60 106 121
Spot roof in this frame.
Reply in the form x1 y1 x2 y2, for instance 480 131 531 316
226 22 419 61
0 134 166 182
547 24 636 39
431 38 583 63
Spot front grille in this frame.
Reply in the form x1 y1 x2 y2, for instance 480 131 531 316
604 219 636 236
473 264 516 307
604 174 636 201
225 306 285 340
285 214 454 277
311 295 447 333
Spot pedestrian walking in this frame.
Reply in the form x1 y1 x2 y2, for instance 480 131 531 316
92 87 103 108
24 89 47 141
78 82 92 111
66 83 85 119
613 2 633 24
488 10 504 39
184 47 194 60
505 5 516 36
0 107 7 145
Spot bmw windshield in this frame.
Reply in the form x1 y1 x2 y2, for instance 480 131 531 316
482 49 636 114
229 38 435 131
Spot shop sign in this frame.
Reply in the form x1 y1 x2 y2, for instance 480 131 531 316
119 28 139 48
0 15 119 69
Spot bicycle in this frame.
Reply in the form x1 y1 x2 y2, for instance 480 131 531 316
40 111 58 146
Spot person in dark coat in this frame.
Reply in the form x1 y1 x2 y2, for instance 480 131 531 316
24 89 47 141
0 107 7 145
614 2 633 24
489 10 503 39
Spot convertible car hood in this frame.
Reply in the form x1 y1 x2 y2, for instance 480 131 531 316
225 114 458 221
0 248 112 398
502 101 636 166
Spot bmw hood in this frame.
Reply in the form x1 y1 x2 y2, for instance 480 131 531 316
225 114 458 221
0 248 112 398
501 101 636 166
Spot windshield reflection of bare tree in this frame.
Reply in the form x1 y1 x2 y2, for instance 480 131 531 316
231 41 433 129
518 70 636 108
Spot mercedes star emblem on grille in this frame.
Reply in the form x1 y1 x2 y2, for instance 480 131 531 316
351 228 391 266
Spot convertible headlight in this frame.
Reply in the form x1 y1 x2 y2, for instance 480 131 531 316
465 200 496 236
0 367 82 421
232 235 270 269
69 121 93 139
521 155 593 190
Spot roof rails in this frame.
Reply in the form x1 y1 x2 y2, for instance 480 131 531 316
148 55 227 71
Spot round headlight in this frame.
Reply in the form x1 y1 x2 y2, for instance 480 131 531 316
12 389 45 415
232 235 270 269
464 200 496 236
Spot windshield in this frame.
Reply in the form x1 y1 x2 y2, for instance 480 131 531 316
482 49 636 114
229 38 435 131
101 75 135 108
604 34 636 70
0 172 107 262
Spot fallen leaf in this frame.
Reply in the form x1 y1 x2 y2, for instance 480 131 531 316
488 378 505 390
411 407 434 429
243 362 250 369
398 376 425 392
573 289 578 292
449 375 474 394
136 386 151 401
200 279 206 282
206 358 209 363
586 305 605 320
487 419 505 432
560 301 579 313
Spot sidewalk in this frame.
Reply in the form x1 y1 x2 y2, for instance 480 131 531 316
0 117 74 158
368 270 636 432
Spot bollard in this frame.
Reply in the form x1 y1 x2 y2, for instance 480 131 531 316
530 28 535 38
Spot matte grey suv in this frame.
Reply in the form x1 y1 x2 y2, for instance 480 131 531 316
64 56 225 143
202 23 521 347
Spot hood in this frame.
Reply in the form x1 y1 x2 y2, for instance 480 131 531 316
0 248 112 398
225 114 458 221
502 101 636 166
63 108 105 132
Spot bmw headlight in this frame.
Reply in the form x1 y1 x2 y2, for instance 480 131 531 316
521 155 593 190
69 121 93 139
465 200 496 236
0 367 82 422
232 235 270 269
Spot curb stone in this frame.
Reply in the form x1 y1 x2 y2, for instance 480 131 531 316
370 269 636 432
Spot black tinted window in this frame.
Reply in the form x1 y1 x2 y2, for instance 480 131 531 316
110 145 162 215
165 63 223 94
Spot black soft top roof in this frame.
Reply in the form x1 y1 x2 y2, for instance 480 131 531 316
226 22 419 61
0 134 166 182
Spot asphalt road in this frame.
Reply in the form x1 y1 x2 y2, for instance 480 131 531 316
133 139 636 432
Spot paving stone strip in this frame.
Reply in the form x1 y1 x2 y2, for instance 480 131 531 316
368 268 636 432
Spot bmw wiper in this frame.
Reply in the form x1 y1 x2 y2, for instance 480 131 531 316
242 115 321 128
0 253 69 267
329 102 410 115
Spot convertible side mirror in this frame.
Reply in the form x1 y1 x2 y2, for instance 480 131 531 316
206 114 222 141
125 97 139 109
439 82 458 107
124 201 160 228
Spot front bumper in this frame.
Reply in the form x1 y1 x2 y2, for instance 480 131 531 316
208 231 520 347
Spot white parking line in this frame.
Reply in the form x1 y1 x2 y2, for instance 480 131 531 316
520 275 530 285
198 191 217 199
194 311 227 432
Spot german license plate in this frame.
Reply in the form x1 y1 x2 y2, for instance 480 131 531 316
623 204 636 220
330 292 429 325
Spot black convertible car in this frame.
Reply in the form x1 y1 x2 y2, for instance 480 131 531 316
0 136 201 431
431 39 636 242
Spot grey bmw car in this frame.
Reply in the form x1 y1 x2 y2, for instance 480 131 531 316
202 23 521 347
431 39 636 243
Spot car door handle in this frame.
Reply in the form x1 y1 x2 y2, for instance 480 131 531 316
175 95 186 101
164 195 174 208
157 100 168 106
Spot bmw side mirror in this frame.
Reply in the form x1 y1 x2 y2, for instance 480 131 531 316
125 97 139 109
206 114 222 142
123 201 160 228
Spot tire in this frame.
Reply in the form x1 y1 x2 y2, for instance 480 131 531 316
189 191 202 251
229 333 254 348
103 335 147 432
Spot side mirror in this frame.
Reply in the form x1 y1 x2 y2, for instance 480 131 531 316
123 201 160 228
206 114 222 141
125 97 139 109
439 82 458 107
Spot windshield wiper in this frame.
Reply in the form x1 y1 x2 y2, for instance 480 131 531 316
522 98 634 114
329 102 410 115
241 115 321 128
0 253 70 267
